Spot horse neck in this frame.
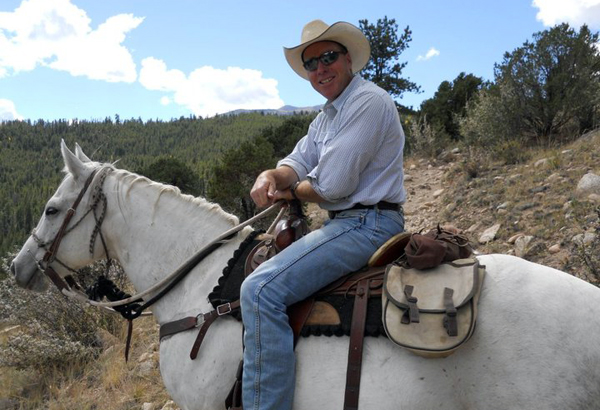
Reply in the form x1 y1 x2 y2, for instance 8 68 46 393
102 169 249 323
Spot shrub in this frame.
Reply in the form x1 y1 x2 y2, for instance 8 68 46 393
0 253 122 370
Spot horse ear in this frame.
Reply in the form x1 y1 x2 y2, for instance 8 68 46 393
61 139 87 180
74 143 92 163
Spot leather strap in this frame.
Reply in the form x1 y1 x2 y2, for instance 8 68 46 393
159 316 199 339
401 285 420 324
343 278 371 410
225 360 244 410
443 287 458 336
191 301 240 360
43 169 98 267
159 300 241 360
125 319 134 362
288 298 315 345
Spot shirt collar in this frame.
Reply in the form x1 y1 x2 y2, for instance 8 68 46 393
323 75 363 118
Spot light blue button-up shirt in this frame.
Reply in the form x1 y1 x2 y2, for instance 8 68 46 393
278 75 406 211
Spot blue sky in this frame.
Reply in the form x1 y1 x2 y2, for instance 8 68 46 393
1 0 599 121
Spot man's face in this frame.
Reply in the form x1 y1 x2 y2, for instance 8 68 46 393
303 41 353 101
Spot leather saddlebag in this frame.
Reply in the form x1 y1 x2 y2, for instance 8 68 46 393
382 258 485 358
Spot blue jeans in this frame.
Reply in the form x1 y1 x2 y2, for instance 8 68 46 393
240 208 405 410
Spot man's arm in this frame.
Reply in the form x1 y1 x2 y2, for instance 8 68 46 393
250 166 325 207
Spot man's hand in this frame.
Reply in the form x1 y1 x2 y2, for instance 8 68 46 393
250 170 279 208
250 167 299 208
250 167 325 207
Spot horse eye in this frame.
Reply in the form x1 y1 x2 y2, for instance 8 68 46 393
45 207 59 216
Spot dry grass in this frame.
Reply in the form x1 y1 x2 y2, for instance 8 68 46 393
1 315 170 410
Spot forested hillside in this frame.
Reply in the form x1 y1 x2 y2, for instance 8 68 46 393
0 113 314 259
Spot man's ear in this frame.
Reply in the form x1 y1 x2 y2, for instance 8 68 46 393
345 52 353 73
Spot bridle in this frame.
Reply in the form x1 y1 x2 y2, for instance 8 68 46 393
31 167 111 293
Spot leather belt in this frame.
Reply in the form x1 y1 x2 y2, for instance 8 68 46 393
329 201 402 219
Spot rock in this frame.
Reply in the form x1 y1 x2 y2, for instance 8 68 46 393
161 401 180 410
516 203 536 211
515 235 534 257
479 224 501 244
534 158 549 168
497 202 510 210
410 164 417 170
572 232 597 246
137 359 157 376
451 147 461 154
548 244 561 254
529 185 549 194
563 201 573 211
546 173 561 182
588 193 600 203
404 174 413 182
466 223 480 233
433 189 445 198
142 403 156 410
497 209 508 215
508 233 524 244
576 173 600 196
445 203 457 213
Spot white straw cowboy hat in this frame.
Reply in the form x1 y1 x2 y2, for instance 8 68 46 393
284 20 371 80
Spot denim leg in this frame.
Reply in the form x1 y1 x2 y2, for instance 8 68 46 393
240 209 404 410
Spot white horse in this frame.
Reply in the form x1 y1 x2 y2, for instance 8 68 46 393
10 142 600 410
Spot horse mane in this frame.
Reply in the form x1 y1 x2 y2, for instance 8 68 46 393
66 160 240 226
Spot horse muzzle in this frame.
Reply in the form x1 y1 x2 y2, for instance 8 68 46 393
10 246 49 292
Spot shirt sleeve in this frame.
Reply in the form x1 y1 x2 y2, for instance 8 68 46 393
276 114 322 181
307 92 390 203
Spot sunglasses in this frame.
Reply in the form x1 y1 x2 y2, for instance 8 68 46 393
302 50 347 72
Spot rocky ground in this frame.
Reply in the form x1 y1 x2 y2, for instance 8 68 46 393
309 130 600 284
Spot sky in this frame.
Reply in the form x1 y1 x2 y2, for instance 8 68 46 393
1 0 599 122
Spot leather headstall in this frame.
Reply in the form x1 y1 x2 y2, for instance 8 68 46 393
40 169 99 292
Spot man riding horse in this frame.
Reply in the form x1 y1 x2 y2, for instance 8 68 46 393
242 19 407 410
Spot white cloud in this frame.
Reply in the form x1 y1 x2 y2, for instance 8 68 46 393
533 0 600 27
0 99 22 121
139 57 285 117
416 47 440 62
0 0 143 82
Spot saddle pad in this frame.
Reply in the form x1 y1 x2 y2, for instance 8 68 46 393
382 258 485 358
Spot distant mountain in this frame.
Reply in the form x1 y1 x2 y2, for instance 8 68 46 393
226 105 322 116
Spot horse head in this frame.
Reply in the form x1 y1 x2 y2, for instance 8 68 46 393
11 140 110 292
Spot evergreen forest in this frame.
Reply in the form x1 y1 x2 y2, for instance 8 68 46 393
0 113 315 260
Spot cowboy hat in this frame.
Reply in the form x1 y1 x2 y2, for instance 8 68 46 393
284 20 371 80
